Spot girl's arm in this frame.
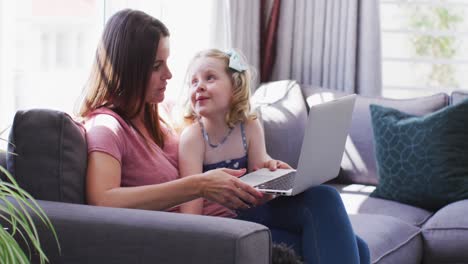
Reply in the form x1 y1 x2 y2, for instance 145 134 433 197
246 118 292 172
178 123 205 214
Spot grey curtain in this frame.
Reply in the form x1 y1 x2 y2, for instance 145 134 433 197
272 0 382 96
223 0 261 89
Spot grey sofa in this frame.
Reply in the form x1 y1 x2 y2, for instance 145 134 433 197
2 81 467 264
0 110 270 264
253 81 468 264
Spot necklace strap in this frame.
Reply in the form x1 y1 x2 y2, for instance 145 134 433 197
199 120 234 148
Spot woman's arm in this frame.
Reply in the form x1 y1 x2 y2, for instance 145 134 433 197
86 151 261 211
87 151 201 210
178 124 205 214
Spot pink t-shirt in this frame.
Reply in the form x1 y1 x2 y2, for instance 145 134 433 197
84 107 234 217
84 107 180 212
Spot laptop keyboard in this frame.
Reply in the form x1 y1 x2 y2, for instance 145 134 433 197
256 173 295 190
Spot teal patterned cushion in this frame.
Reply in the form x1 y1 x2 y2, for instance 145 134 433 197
370 100 468 211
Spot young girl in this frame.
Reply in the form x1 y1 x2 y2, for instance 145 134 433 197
178 49 289 217
178 49 369 264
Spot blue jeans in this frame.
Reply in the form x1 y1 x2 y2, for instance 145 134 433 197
236 185 370 264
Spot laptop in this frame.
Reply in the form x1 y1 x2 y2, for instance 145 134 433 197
240 94 357 196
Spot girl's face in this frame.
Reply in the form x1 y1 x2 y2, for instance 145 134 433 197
189 57 233 118
145 37 172 104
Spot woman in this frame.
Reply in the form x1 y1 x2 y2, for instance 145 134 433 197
78 9 369 264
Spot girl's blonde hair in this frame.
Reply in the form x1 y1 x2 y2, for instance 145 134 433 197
183 49 256 128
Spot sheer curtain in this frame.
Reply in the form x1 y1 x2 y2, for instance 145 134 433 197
222 0 382 95
272 0 382 96
224 0 261 89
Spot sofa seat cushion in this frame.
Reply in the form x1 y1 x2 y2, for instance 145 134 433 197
349 214 422 264
301 86 449 186
252 80 308 169
331 184 433 226
421 199 468 264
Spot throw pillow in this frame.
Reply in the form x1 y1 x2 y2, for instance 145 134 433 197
251 80 308 169
370 99 468 211
7 109 87 204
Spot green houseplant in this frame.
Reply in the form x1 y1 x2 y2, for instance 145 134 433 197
0 131 59 264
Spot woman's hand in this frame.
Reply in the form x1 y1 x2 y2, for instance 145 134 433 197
198 168 263 210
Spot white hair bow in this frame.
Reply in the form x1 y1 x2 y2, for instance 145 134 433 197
225 50 248 72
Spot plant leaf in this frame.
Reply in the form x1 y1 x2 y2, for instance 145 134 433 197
0 165 60 263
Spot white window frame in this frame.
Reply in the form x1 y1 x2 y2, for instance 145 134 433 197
380 0 468 98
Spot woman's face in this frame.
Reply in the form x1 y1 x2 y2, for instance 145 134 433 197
145 37 172 104
189 57 233 118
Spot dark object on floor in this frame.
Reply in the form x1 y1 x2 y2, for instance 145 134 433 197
272 243 302 264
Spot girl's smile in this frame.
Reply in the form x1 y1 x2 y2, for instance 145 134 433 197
196 95 210 102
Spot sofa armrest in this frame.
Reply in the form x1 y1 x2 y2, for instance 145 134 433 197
32 200 271 264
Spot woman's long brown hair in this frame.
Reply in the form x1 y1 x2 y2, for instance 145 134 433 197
78 9 169 148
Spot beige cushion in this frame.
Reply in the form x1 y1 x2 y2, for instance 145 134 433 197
252 80 308 169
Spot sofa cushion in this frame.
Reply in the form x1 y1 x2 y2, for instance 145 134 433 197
422 199 468 264
369 101 468 211
451 90 468 105
252 80 308 168
331 184 433 226
6 109 87 203
0 151 6 180
302 86 449 186
349 214 422 264
301 86 350 111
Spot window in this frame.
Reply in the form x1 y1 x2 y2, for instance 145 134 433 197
0 0 104 130
0 0 221 132
380 0 468 99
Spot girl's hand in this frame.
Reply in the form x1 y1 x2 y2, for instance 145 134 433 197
255 159 293 171
199 168 263 210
